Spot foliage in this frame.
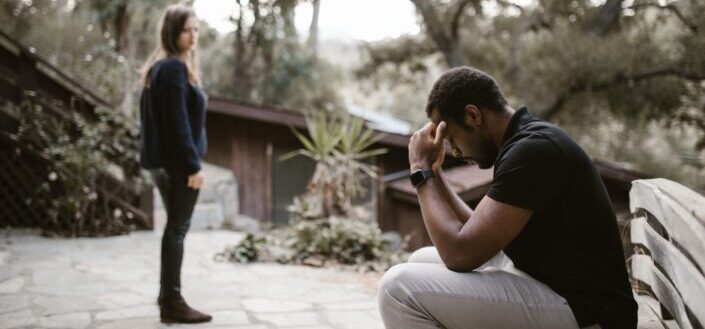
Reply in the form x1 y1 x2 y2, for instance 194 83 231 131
1 0 175 110
286 216 391 266
3 0 344 115
215 232 267 263
355 0 705 190
3 0 337 116
216 218 407 271
200 0 344 112
13 97 145 236
281 111 387 219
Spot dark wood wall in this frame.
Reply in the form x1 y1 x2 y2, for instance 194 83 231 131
206 112 305 222
376 147 409 230
204 112 289 222
382 197 433 250
379 147 410 175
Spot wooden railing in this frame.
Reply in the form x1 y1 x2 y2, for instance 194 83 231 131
0 29 152 233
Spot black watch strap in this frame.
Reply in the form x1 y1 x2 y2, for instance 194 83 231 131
410 169 435 187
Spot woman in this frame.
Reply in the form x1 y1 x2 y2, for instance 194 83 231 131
139 4 210 324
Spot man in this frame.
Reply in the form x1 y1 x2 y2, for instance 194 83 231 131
378 67 637 329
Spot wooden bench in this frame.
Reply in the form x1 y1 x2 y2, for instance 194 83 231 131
629 178 705 329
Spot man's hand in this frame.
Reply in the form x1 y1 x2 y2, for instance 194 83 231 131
409 121 446 172
431 124 447 173
187 170 204 189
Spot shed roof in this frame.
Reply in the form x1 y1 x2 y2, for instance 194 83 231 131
207 95 410 148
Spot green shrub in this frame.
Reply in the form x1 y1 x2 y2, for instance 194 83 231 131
215 233 267 263
287 217 390 266
13 97 144 236
217 217 406 271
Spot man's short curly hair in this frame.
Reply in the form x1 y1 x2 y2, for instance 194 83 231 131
425 67 508 123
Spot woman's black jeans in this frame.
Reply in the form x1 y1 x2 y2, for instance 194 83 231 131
149 168 200 300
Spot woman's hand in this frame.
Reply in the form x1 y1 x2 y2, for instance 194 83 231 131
187 170 204 189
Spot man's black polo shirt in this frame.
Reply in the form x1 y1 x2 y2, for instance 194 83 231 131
486 107 637 329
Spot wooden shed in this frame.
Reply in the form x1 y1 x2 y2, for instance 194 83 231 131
203 95 410 224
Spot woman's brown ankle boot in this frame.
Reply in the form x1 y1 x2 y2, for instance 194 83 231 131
159 295 212 324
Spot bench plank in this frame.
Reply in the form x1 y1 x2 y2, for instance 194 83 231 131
636 294 667 329
637 294 671 329
630 179 705 273
631 217 705 326
631 254 693 329
652 178 705 226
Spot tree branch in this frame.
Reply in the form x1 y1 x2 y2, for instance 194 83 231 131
410 0 451 47
495 0 525 14
627 3 698 33
449 0 476 40
543 68 705 120
356 35 437 79
410 0 465 67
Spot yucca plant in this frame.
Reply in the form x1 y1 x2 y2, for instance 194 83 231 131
281 111 386 219
282 111 343 163
334 115 387 209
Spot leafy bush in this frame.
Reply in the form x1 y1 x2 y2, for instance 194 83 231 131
217 217 406 272
13 97 145 236
287 216 390 266
215 233 267 263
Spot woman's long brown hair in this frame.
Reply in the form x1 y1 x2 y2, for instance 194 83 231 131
140 4 201 87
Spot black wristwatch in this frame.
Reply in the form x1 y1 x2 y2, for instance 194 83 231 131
410 169 435 188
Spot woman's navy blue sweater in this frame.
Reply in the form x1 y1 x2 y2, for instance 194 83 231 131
139 57 206 176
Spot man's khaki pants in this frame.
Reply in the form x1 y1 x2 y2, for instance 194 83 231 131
378 247 597 329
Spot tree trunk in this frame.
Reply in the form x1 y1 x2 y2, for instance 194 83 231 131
308 0 321 56
279 0 298 42
409 0 466 67
113 0 132 114
113 0 130 55
585 0 624 37
233 0 252 100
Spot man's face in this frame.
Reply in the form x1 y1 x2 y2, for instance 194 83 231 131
430 107 498 169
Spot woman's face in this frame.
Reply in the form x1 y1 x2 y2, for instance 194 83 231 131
177 16 198 54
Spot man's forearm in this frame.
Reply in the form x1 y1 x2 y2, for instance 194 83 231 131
435 169 474 224
416 177 465 263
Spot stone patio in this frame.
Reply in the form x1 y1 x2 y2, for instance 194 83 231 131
0 229 384 329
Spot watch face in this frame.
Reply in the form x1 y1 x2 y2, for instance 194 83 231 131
410 171 424 186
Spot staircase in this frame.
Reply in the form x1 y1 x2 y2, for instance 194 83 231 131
0 29 152 234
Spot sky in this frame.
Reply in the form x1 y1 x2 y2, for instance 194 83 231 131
193 0 537 42
193 0 420 42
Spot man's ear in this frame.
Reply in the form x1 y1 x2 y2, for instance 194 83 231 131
463 104 482 128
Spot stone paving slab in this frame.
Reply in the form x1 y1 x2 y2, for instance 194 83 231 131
0 229 384 329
